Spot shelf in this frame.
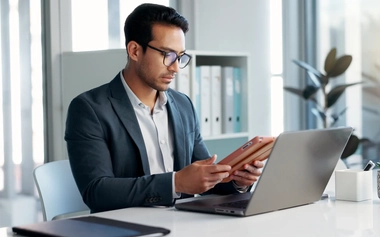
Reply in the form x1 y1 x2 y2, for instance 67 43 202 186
179 50 250 138
203 132 249 141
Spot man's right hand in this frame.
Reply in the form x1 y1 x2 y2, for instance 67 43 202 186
174 155 231 194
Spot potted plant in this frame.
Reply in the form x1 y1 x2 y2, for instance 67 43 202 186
284 48 362 159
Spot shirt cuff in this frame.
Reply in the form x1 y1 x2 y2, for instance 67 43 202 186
232 180 249 193
172 172 181 198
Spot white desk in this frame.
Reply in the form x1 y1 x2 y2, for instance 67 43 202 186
100 198 380 236
2 172 379 237
2 197 379 237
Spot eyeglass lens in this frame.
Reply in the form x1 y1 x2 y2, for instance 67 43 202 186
164 52 191 69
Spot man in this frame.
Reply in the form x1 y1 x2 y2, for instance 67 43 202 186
65 3 263 213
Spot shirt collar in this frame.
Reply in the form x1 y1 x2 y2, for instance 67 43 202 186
120 71 168 109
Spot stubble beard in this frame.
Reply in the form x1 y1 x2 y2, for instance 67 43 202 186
136 67 170 92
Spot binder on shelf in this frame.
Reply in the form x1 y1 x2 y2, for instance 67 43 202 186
210 65 222 136
176 65 190 96
221 66 234 134
233 67 242 133
194 67 201 122
199 66 211 136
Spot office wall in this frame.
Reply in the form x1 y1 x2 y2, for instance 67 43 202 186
179 0 272 137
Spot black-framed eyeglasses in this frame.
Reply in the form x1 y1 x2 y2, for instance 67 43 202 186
146 44 192 69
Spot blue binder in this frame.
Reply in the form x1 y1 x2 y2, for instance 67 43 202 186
233 67 242 133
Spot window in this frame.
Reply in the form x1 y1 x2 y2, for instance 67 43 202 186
0 0 44 197
0 0 44 227
317 0 380 166
71 0 170 52
270 0 284 136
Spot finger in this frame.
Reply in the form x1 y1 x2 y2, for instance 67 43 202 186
209 164 231 173
205 172 230 183
195 155 217 165
232 176 253 187
252 160 265 168
232 173 259 186
209 154 217 164
221 176 233 183
234 165 261 177
243 164 262 175
233 170 256 180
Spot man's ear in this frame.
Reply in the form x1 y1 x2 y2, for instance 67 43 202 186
127 41 141 62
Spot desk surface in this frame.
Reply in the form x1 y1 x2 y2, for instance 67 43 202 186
2 171 380 237
101 198 380 236
2 197 379 237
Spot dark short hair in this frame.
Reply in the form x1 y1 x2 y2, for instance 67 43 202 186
124 3 189 52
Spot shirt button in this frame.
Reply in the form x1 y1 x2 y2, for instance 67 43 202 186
160 140 165 144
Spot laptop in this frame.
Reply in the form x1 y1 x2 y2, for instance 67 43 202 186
175 127 353 217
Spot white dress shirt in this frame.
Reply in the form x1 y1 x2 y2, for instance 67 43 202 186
120 72 180 198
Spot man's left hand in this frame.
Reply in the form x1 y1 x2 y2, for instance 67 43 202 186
230 160 265 187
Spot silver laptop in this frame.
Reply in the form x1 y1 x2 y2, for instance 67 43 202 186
175 127 353 217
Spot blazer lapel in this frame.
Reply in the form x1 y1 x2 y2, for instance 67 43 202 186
166 91 186 171
108 74 151 175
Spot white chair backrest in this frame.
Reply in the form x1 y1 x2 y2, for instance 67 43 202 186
33 160 90 221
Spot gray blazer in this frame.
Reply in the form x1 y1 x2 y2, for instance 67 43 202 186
65 73 238 213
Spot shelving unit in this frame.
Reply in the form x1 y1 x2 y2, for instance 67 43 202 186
186 51 251 158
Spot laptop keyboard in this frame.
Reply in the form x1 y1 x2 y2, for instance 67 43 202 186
217 199 249 209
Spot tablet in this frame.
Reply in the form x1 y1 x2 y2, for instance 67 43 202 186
218 136 276 182
12 216 170 237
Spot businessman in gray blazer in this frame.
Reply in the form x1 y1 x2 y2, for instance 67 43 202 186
65 3 264 213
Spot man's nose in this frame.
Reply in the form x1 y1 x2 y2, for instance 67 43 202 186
168 59 180 73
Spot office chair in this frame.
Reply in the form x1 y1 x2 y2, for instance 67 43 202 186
33 160 90 221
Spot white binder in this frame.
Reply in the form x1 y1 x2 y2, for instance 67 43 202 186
199 66 211 137
194 67 201 122
176 66 190 96
221 66 234 134
210 65 222 135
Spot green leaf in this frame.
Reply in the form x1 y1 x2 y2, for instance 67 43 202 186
341 134 359 159
327 82 362 108
321 75 329 85
330 107 348 126
360 138 376 146
292 59 324 78
284 87 304 98
284 86 320 107
324 48 337 74
328 55 352 77
307 71 322 87
302 85 319 100
311 108 326 121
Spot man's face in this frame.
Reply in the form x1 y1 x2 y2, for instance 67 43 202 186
136 23 186 91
